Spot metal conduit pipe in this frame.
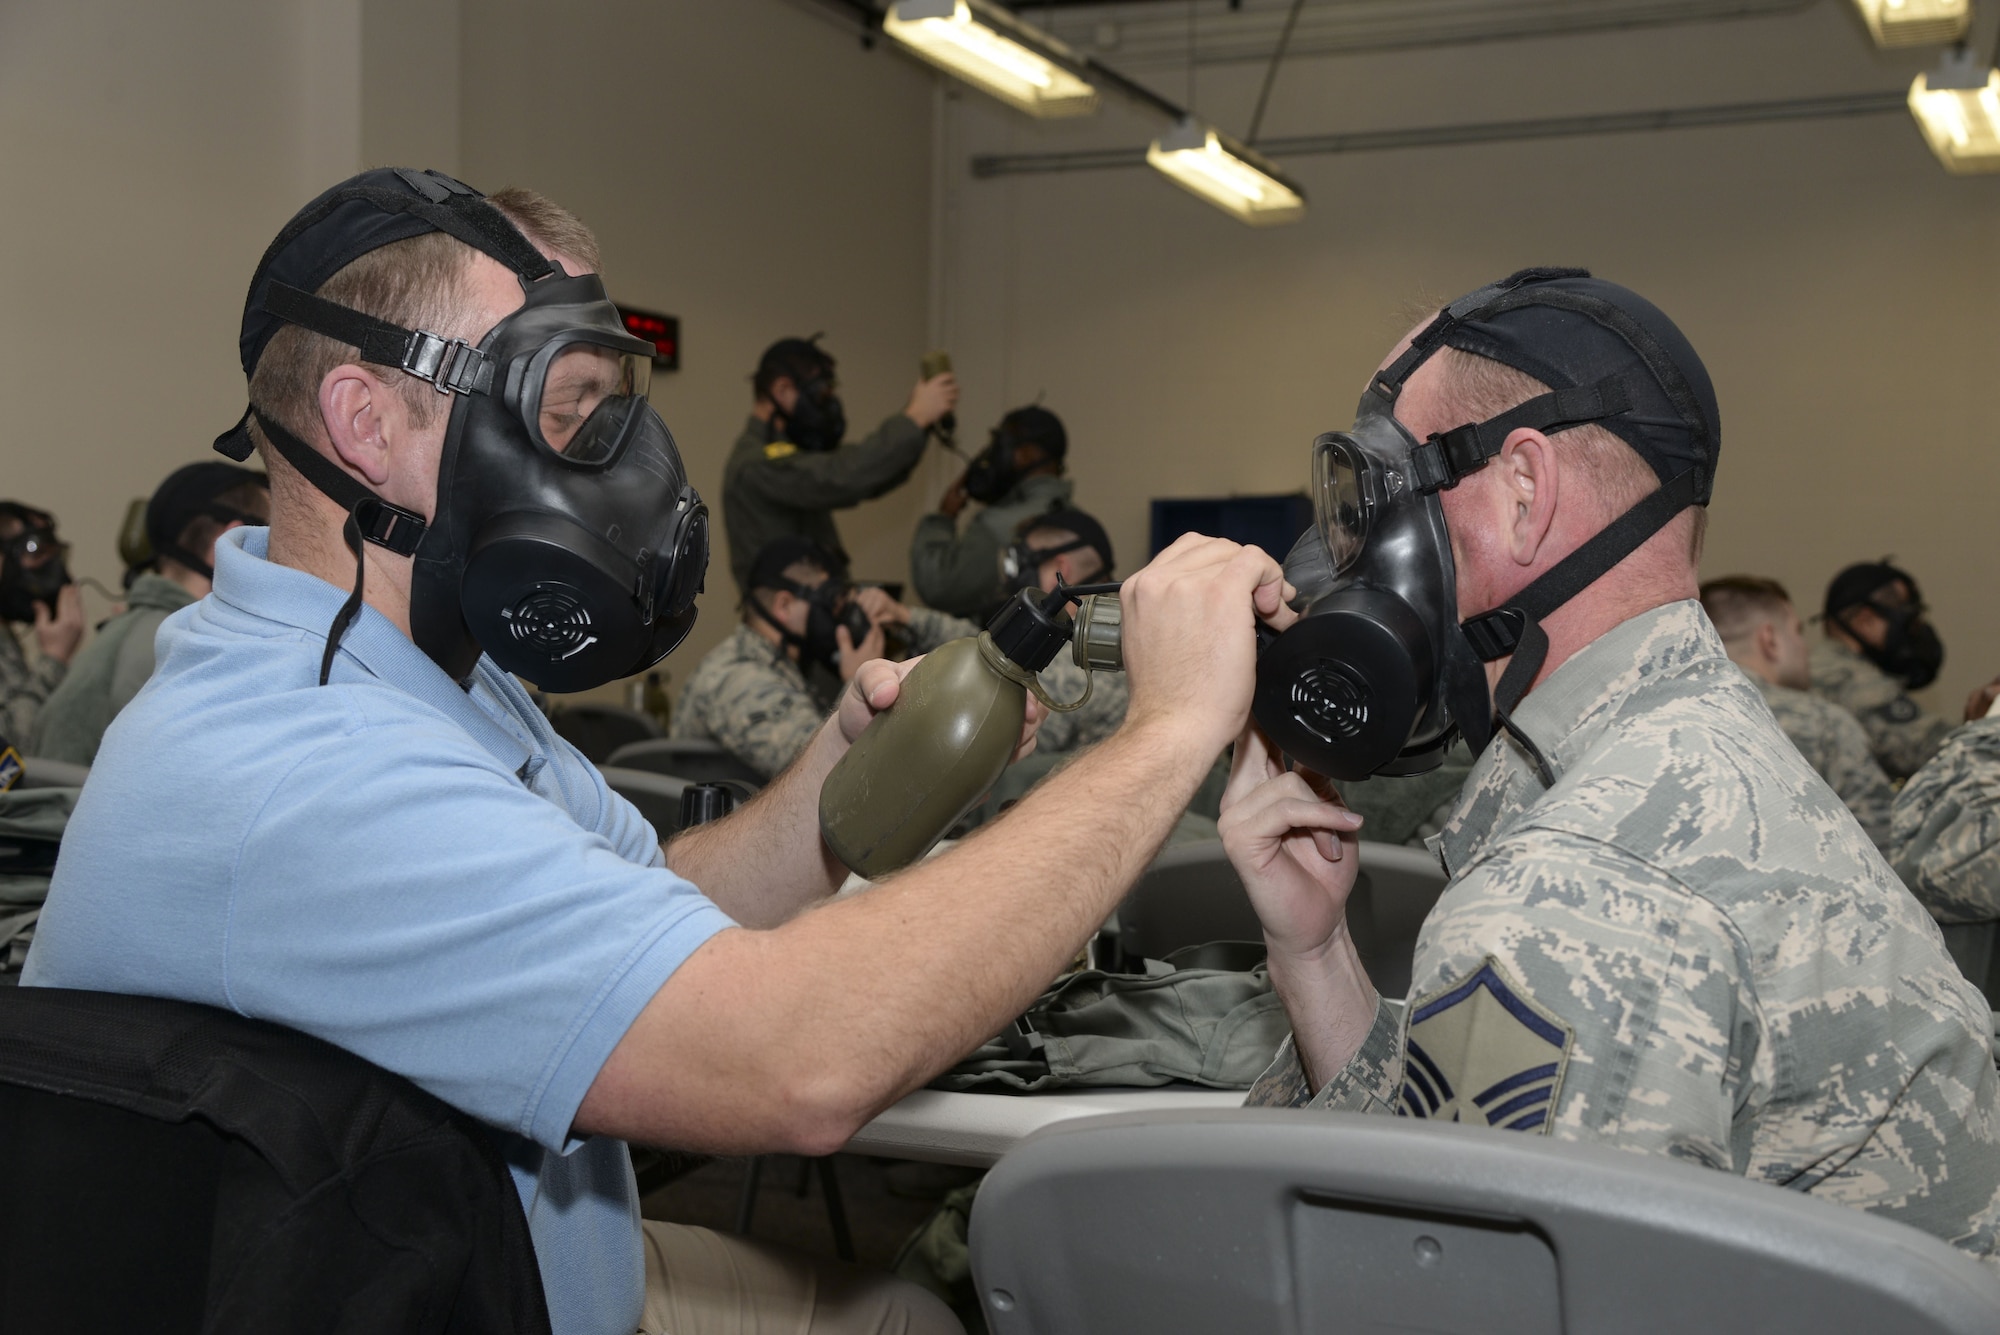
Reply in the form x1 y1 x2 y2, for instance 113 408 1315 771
968 87 1909 177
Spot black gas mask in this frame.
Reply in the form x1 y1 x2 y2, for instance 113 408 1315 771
964 406 1065 505
780 371 847 454
0 512 70 625
1253 268 1719 786
217 168 708 692
1832 586 1944 690
750 574 870 673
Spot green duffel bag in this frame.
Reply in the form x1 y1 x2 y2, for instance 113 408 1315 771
0 785 78 975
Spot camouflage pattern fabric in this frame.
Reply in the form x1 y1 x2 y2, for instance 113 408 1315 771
1034 651 1128 755
1747 672 1895 848
1334 741 1476 847
1810 638 1954 781
672 608 975 780
1889 716 2000 926
0 622 65 746
1248 600 2000 1265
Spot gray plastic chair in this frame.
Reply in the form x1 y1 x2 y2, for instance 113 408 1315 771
969 1109 2000 1335
604 737 764 789
18 756 89 790
598 767 688 839
1114 841 1446 997
548 703 660 764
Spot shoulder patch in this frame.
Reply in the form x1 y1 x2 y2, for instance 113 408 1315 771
1400 958 1573 1134
1872 696 1921 724
763 441 798 461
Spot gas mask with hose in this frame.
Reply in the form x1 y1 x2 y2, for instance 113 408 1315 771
1252 267 1720 785
214 167 708 693
963 406 1066 505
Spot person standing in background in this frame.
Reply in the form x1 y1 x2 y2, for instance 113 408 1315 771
32 463 269 765
910 405 1073 619
0 503 84 744
722 336 957 593
1701 575 1894 847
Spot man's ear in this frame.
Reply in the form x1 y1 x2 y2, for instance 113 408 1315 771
1755 619 1781 667
1496 427 1559 568
319 364 395 487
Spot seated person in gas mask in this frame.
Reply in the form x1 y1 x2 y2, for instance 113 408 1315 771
722 336 957 594
1699 575 1893 847
910 405 1072 619
1005 507 1127 756
0 502 85 744
1887 691 2000 1002
673 536 975 781
1812 560 2000 780
1224 269 2000 1264
31 463 269 765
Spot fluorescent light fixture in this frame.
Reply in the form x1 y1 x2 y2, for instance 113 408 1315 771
884 0 1099 119
1145 119 1307 226
1909 47 2000 173
1852 0 1971 49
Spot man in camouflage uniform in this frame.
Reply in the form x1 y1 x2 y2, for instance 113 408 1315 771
675 537 975 780
1810 560 1997 780
1230 275 2000 1263
909 405 1073 619
1699 574 1893 846
0 503 85 744
1888 707 2000 1001
722 337 957 593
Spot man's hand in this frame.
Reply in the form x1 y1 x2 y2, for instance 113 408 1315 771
834 622 887 682
1965 675 2000 722
1218 726 1365 961
838 655 1043 761
905 372 959 430
1118 533 1295 758
33 584 84 664
937 474 968 520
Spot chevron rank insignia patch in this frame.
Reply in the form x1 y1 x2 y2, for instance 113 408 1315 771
1400 957 1573 1134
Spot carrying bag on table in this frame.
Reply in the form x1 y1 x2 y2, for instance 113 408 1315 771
933 946 1287 1093
0 786 76 977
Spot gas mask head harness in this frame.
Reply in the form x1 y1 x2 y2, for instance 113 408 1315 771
759 337 846 453
215 168 708 692
964 405 1066 505
144 462 269 582
1253 267 1720 785
1823 559 1943 690
999 506 1114 603
0 503 70 625
744 536 871 673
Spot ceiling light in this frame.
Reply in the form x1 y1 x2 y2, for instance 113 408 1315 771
1909 47 2000 173
1853 0 1972 49
1145 119 1307 226
884 0 1099 119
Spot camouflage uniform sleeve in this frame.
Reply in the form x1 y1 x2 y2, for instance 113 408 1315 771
1031 655 1129 754
734 415 928 511
904 607 979 654
681 656 830 781
0 625 65 746
909 513 1003 617
1820 703 1896 849
1888 717 2000 924
1392 832 1758 1166
1244 999 1405 1111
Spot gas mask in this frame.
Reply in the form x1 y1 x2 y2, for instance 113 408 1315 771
1253 267 1719 785
963 430 1024 505
217 168 708 692
750 575 870 673
780 372 847 454
1842 597 1945 690
999 534 1090 602
0 518 70 625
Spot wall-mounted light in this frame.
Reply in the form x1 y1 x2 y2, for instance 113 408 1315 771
883 0 1099 119
1852 0 1971 49
1909 45 2000 172
1145 119 1307 226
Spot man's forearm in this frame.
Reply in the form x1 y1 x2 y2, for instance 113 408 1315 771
1265 929 1380 1093
663 715 849 928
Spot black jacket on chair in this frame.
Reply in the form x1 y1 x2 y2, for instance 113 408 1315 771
0 987 551 1335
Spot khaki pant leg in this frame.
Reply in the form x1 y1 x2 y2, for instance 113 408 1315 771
638 1219 963 1335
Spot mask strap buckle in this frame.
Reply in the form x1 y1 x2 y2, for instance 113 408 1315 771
1411 374 1635 495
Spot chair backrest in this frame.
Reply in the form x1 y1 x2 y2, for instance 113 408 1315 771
969 1109 2000 1335
0 987 550 1334
599 766 690 839
548 703 661 764
18 755 89 790
604 737 765 788
1115 841 1447 996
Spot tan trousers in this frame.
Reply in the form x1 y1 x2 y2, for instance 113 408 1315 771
638 1219 964 1335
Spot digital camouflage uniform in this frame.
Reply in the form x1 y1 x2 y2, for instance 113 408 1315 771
1746 671 1895 848
673 607 974 780
1810 638 1955 781
1248 601 2000 1263
1889 717 2000 927
908 473 1073 619
1033 651 1127 756
29 574 195 765
722 414 928 594
0 622 65 747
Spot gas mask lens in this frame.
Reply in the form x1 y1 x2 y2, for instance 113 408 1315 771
524 337 653 464
1312 436 1370 572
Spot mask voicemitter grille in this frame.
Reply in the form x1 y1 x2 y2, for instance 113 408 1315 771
1292 659 1371 743
501 589 600 662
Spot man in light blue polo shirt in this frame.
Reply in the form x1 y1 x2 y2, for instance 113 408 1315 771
25 171 1298 1335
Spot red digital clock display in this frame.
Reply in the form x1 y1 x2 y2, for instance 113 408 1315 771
618 305 680 370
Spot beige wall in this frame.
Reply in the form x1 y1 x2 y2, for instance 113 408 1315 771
932 2 2000 715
